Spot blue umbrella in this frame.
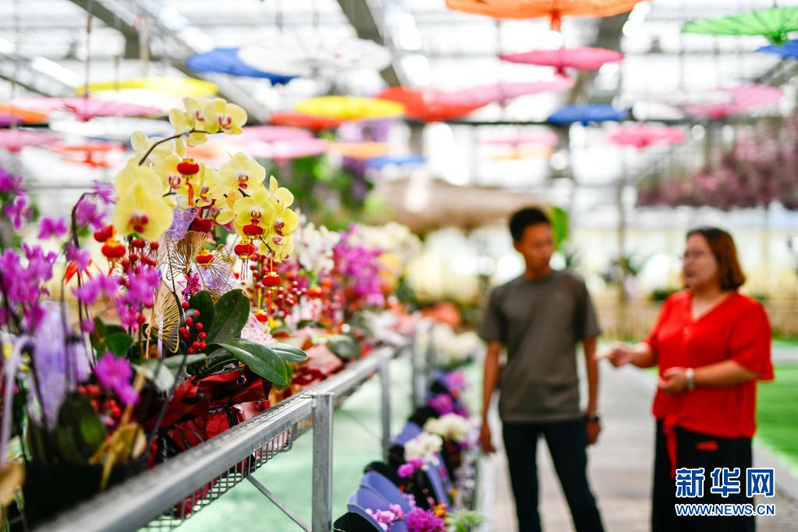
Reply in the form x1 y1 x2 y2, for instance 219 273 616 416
366 154 425 169
758 39 798 58
547 103 628 126
186 48 297 84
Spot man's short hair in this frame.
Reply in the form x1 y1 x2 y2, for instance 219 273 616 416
509 207 551 242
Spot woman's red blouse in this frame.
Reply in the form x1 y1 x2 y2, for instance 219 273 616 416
645 291 774 439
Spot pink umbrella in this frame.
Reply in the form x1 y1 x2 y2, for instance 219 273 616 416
238 126 313 143
444 79 575 106
480 131 559 147
687 84 783 120
500 47 624 77
248 138 328 163
606 125 686 149
0 130 60 153
10 97 160 122
0 115 22 127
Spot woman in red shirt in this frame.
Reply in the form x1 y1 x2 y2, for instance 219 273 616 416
603 227 774 532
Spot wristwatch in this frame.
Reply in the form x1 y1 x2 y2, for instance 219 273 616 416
585 412 601 423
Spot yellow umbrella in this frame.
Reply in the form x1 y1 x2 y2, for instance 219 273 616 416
328 142 392 159
296 96 404 121
77 77 218 98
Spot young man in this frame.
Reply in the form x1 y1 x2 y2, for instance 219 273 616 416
478 207 605 532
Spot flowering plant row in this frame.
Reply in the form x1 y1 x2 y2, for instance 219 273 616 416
0 97 420 525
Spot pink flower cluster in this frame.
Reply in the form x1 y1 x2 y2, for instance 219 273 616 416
398 457 424 478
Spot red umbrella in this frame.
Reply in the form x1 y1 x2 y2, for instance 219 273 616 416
606 125 686 149
0 130 60 153
500 47 624 77
445 79 575 106
376 87 485 122
268 111 342 131
687 84 783 120
10 97 160 122
51 142 126 168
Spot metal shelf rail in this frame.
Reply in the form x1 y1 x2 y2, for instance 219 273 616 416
37 339 420 532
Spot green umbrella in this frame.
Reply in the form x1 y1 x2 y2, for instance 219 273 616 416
682 7 798 45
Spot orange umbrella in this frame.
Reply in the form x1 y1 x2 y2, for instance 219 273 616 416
269 111 342 131
376 87 485 122
328 142 392 159
0 103 49 124
445 0 644 31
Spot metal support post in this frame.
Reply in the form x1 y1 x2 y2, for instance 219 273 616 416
378 355 391 461
312 392 334 532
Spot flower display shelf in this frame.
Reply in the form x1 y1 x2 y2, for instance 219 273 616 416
35 342 413 532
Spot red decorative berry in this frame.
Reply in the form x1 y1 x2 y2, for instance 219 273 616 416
187 347 195 354
182 301 190 309
186 317 194 327
131 238 145 249
199 332 207 340
137 314 147 325
150 241 160 251
196 322 204 331
191 217 213 233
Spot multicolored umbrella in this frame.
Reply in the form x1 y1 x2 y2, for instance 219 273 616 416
376 87 484 122
500 47 624 77
682 7 798 45
758 39 798 58
445 0 644 31
186 48 297 84
11 97 160 122
547 103 628 125
606 125 686 149
268 111 342 131
296 96 404 121
239 34 392 78
0 130 60 153
445 79 575 106
0 103 49 124
686 84 783 120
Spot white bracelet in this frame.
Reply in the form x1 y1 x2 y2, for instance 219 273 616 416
686 368 695 391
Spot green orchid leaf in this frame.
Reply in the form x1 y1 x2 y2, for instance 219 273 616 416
103 333 134 357
207 290 250 343
217 339 289 387
326 334 361 360
271 343 308 364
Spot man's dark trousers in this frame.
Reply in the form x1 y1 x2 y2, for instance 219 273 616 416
503 419 605 532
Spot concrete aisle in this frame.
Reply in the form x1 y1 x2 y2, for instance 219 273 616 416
487 365 798 532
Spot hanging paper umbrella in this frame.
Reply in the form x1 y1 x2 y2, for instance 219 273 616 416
548 103 628 125
79 77 218 98
238 126 313 146
239 34 392 78
445 79 575 106
247 138 328 163
0 103 49 124
0 130 60 153
758 39 798 58
51 142 126 168
296 96 404 122
606 125 686 149
445 0 644 31
268 111 343 131
500 47 624 77
186 48 297 84
329 142 392 159
366 154 425 169
376 87 484 122
682 7 798 45
12 97 160 122
687 84 783 120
